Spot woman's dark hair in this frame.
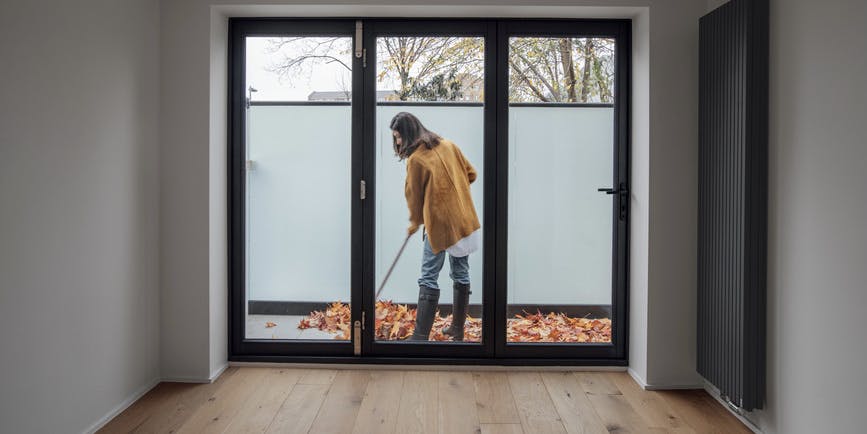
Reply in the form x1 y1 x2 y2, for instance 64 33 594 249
390 112 441 160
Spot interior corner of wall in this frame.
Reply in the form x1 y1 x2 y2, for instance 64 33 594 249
208 6 230 375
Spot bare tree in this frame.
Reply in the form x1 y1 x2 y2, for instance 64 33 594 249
263 35 614 104
378 37 484 101
266 37 352 78
509 37 615 103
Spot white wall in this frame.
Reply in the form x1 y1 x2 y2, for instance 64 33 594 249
721 0 867 432
0 0 161 432
161 0 705 388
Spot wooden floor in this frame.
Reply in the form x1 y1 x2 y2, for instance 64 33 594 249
98 367 750 434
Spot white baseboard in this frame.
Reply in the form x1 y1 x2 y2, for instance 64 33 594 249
159 375 212 383
228 361 627 372
627 368 704 390
159 363 229 384
209 363 229 382
627 367 649 387
702 380 764 434
82 377 160 434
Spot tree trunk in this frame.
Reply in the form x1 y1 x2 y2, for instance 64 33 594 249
579 39 594 102
558 39 577 102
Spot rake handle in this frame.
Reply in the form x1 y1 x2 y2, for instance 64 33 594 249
375 232 414 300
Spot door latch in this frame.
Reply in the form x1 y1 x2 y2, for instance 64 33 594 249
360 180 367 200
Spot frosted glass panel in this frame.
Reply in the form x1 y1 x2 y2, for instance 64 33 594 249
247 106 352 303
508 107 614 305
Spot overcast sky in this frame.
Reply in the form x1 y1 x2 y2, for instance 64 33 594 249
246 37 354 101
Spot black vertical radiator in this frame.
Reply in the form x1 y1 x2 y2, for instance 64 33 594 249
698 0 768 411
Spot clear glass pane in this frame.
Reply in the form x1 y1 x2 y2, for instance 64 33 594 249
375 36 485 342
244 36 353 340
507 37 615 343
509 37 615 103
376 36 484 102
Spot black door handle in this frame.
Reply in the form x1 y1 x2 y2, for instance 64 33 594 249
597 187 629 195
598 183 629 221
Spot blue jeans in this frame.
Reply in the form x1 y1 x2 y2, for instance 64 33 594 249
418 234 470 289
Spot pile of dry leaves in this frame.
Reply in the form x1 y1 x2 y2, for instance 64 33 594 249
296 301 611 343
297 302 352 339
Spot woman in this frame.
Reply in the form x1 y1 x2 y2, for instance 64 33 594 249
390 112 481 341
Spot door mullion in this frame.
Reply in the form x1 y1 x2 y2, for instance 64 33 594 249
492 20 508 358
359 19 377 357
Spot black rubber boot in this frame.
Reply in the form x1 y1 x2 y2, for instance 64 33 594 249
409 286 439 341
443 283 471 341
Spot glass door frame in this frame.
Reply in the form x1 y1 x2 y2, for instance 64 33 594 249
228 19 363 358
228 18 631 364
494 20 631 361
360 19 497 359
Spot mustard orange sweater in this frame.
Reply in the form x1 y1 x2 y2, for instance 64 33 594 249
405 139 481 254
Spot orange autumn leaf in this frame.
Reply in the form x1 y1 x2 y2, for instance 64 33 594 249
265 321 277 328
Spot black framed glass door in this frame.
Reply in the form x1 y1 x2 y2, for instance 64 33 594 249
229 18 630 364
494 20 630 360
361 20 495 358
229 20 363 357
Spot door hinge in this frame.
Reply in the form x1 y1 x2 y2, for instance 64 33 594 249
355 21 363 58
355 21 366 67
360 179 367 200
353 319 362 356
361 311 366 330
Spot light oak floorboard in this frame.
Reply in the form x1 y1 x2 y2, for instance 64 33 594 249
265 383 329 434
609 372 694 433
100 368 751 434
508 372 568 434
474 372 521 424
540 372 608 434
395 371 439 434
97 382 183 433
656 390 752 434
352 371 405 434
438 371 480 434
585 393 652 434
308 370 371 434
575 372 622 396
126 367 241 434
222 368 304 433
481 423 525 434
298 369 338 385
176 367 270 433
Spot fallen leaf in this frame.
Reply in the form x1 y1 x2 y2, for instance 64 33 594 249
296 301 611 343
